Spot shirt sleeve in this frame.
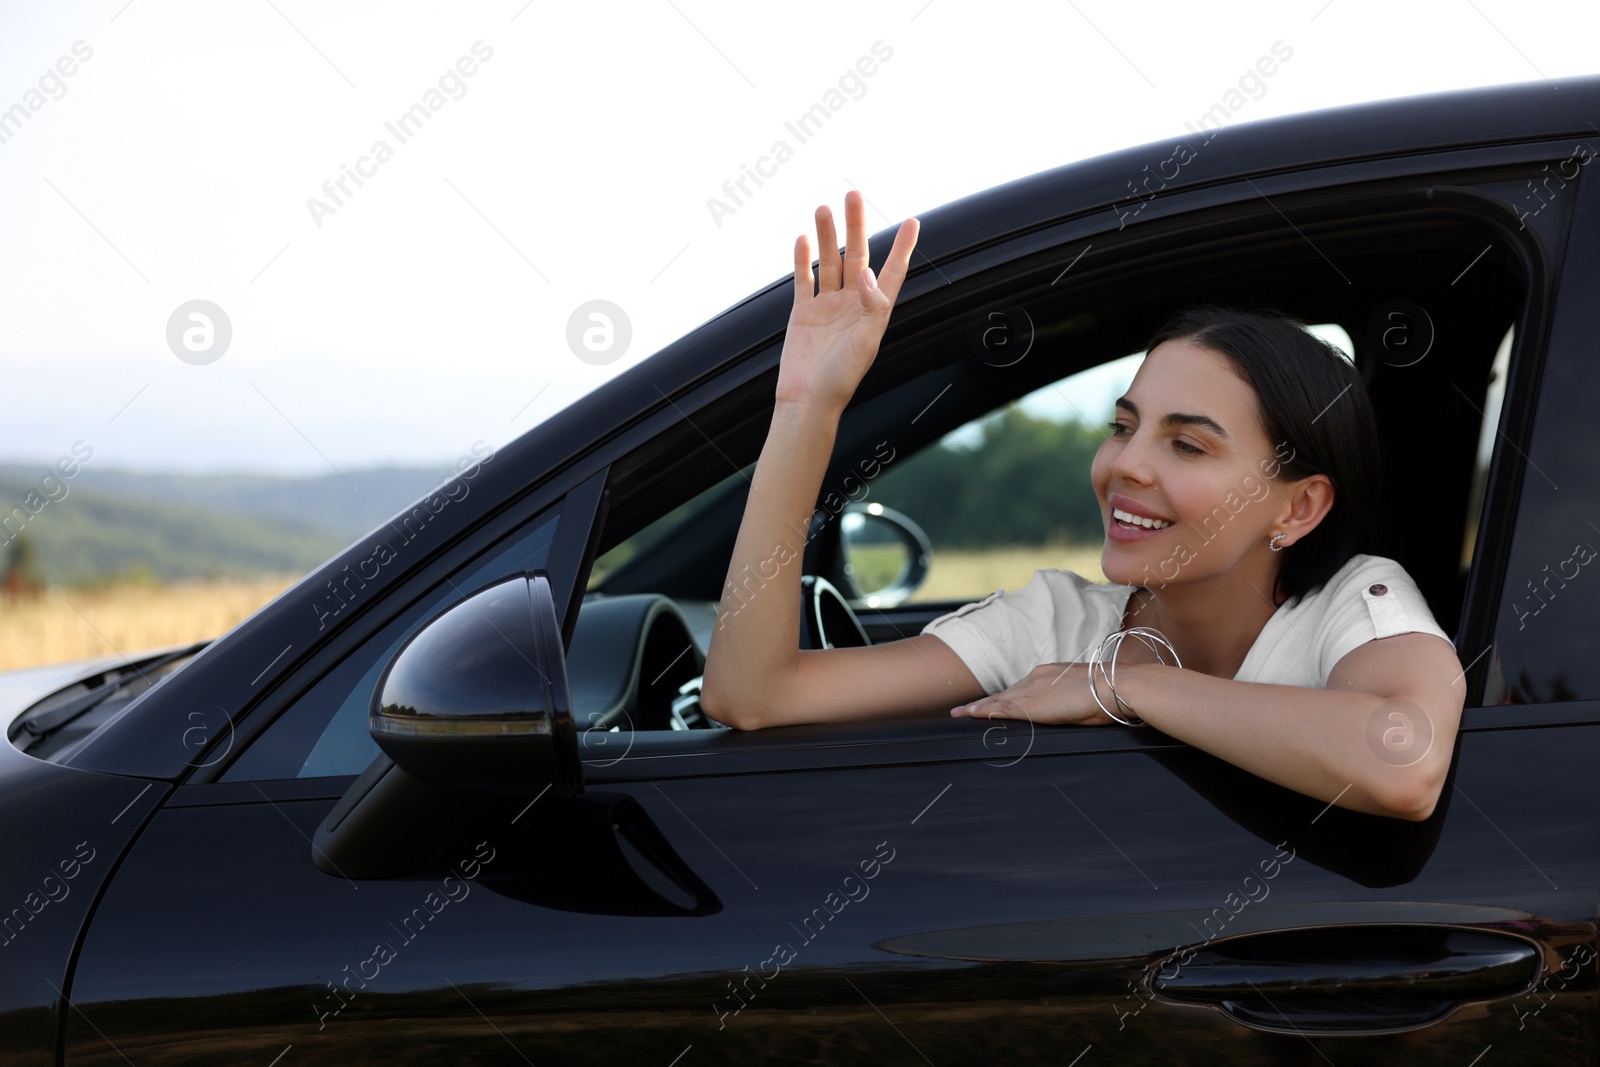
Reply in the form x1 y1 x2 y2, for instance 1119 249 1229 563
1313 557 1454 685
919 571 1063 695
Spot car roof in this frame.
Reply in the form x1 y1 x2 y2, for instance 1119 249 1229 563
546 74 1599 454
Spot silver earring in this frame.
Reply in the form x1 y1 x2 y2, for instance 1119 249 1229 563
1269 532 1286 552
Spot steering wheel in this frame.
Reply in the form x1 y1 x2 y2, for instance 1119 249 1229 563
799 575 871 650
620 579 865 733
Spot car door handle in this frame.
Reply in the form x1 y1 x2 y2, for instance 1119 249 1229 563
1150 925 1540 1034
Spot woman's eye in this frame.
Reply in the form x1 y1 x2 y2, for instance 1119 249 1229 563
1107 421 1202 454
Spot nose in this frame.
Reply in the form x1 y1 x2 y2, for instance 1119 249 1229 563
1106 426 1155 488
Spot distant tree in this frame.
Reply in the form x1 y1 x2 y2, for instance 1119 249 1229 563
870 408 1108 549
2 533 44 600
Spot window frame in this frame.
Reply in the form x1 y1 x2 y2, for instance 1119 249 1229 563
1482 155 1600 707
586 162 1564 739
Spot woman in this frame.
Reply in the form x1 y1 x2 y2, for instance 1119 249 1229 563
698 190 1465 822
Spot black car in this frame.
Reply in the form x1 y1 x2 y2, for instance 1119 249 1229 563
5 74 1600 1065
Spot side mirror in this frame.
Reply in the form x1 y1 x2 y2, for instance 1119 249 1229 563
840 503 932 608
371 571 580 795
312 572 582 878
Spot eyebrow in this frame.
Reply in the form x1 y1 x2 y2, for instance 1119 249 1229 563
1115 397 1230 439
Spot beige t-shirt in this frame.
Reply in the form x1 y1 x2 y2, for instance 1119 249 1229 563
921 553 1453 695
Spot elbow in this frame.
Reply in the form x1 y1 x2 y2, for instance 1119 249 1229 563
1376 765 1447 822
697 682 761 731
700 645 800 731
1387 793 1438 823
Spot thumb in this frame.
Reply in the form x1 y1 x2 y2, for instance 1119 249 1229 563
858 265 880 309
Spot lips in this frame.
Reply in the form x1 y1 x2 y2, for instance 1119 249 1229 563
1107 493 1174 529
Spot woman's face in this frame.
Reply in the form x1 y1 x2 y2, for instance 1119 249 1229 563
1090 338 1297 589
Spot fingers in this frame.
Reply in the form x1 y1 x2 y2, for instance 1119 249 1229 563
952 697 1022 719
874 216 920 307
797 192 920 307
792 233 813 305
842 190 869 295
815 204 841 292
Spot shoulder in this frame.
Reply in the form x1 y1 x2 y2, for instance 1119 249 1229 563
926 568 1126 624
1002 568 1134 613
1296 554 1431 613
1298 553 1453 676
920 569 1133 696
1030 568 1135 596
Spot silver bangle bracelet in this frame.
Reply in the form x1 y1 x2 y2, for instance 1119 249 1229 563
1087 626 1182 727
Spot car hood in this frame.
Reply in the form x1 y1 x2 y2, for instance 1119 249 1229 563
0 648 191 731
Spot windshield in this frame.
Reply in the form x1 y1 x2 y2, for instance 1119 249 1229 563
9 646 204 764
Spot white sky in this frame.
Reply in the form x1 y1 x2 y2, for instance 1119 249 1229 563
0 0 1592 475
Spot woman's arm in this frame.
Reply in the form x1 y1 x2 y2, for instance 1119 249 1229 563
699 192 986 729
1118 633 1463 820
953 632 1465 820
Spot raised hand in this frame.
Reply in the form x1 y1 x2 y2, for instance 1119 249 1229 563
775 190 920 416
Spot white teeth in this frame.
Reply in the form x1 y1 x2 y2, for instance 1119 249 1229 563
1113 507 1172 529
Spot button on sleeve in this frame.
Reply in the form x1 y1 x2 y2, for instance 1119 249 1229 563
1314 557 1453 685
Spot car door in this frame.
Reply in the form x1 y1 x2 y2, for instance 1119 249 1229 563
63 155 1598 1067
61 637 1595 1065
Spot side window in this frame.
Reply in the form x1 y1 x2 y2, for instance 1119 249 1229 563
865 355 1136 604
588 473 744 592
1462 327 1513 575
1488 316 1600 704
220 505 561 781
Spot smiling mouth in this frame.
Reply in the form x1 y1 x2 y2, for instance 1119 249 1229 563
1112 507 1174 530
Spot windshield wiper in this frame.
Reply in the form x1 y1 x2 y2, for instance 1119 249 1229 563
10 642 210 747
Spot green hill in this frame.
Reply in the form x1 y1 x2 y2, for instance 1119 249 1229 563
53 466 451 541
0 475 348 584
0 461 476 584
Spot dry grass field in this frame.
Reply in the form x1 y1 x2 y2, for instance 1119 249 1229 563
0 543 1110 673
0 575 301 672
901 542 1107 602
